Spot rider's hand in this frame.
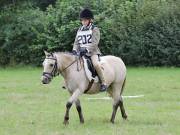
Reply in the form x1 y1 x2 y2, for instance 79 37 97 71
80 48 88 56
72 50 77 55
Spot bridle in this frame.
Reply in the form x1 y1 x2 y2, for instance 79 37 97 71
42 57 59 80
42 55 78 80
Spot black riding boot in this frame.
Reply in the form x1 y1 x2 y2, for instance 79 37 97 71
100 84 107 92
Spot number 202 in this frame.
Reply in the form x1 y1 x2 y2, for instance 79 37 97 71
78 34 92 44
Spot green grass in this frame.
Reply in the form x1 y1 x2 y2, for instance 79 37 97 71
0 67 179 135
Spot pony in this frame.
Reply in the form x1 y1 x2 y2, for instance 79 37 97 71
41 51 127 124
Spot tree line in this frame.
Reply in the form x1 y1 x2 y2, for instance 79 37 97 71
0 0 179 66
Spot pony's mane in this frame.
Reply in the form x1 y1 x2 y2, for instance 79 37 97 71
54 51 74 56
54 51 76 62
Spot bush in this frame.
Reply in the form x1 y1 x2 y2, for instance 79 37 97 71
0 0 179 66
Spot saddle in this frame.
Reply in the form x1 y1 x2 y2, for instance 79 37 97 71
82 55 100 83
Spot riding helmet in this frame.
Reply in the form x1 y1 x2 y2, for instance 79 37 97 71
80 8 94 19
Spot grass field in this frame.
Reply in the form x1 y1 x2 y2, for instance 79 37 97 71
0 67 179 135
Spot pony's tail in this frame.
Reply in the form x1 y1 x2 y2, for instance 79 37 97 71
120 77 126 95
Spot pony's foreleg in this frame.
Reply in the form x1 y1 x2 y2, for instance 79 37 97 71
63 89 82 125
75 99 84 123
63 102 72 125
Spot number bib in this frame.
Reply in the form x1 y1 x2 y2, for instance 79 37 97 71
77 29 92 47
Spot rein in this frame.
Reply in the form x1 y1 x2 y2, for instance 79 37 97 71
59 59 78 74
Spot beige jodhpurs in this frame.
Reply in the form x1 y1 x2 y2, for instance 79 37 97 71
91 55 106 84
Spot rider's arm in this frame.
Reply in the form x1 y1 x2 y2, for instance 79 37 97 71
72 33 79 52
88 27 100 53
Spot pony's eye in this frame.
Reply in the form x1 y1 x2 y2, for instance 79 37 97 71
50 64 54 67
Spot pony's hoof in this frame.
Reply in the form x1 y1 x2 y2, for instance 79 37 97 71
123 115 128 120
80 119 84 124
110 120 115 124
63 120 69 125
62 86 66 89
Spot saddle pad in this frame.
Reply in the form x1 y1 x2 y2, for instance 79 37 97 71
83 57 99 83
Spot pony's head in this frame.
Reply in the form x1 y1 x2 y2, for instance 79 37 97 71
41 51 59 84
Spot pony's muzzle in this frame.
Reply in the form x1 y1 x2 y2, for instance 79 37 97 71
41 76 51 84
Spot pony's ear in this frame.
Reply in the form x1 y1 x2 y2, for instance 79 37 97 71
44 50 50 56
44 50 53 57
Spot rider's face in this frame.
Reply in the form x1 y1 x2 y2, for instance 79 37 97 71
81 19 91 26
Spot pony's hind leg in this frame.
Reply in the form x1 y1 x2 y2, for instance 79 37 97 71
75 99 84 123
110 95 127 123
110 82 127 123
110 88 121 123
119 96 127 119
110 98 120 123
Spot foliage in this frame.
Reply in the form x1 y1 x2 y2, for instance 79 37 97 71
0 0 179 66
